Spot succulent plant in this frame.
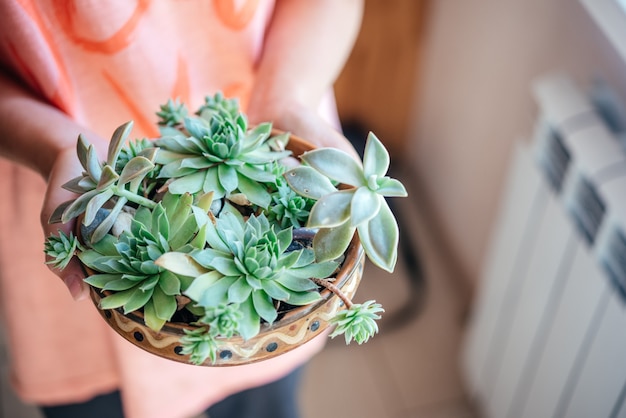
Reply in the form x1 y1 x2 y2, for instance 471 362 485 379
49 121 159 244
156 212 339 340
43 92 408 365
77 192 201 331
265 163 315 229
179 303 243 365
157 98 188 127
284 132 407 272
44 230 83 270
329 300 385 344
154 95 291 208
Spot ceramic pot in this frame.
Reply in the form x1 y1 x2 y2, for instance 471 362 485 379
89 237 363 366
84 134 366 366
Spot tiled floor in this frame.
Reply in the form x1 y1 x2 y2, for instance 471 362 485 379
0 191 477 418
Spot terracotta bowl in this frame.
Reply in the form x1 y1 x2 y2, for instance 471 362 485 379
89 238 363 366
85 134 365 366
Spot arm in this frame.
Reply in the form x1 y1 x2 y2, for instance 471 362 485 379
0 72 105 300
247 0 364 155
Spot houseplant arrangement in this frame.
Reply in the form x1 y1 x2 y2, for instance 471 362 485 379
44 93 407 366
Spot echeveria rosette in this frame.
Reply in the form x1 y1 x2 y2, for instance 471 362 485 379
44 231 84 270
156 98 189 127
265 163 315 229
329 300 385 344
196 92 240 121
155 113 291 208
285 132 407 272
156 212 339 340
179 328 220 365
78 193 200 332
180 303 243 365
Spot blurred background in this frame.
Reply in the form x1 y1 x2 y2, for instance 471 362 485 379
5 0 626 417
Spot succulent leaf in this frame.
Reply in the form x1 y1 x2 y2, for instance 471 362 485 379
96 165 120 190
252 290 277 324
235 175 271 208
362 132 390 179
144 300 166 332
238 297 261 340
84 189 115 226
283 166 337 199
356 200 398 272
312 222 356 263
107 121 134 168
118 156 155 186
91 197 128 243
376 177 408 197
350 187 382 227
301 148 365 187
61 190 100 223
152 284 177 320
306 190 354 228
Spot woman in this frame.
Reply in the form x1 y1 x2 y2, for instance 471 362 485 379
0 1 363 417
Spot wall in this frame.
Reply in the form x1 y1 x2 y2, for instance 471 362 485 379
335 0 428 158
408 0 626 289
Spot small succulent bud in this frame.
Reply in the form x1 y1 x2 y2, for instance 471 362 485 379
44 231 82 270
329 300 385 345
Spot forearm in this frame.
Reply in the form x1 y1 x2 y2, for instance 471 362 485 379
0 71 100 179
249 0 363 113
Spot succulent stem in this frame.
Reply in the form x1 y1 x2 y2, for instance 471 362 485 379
310 277 353 309
113 187 157 209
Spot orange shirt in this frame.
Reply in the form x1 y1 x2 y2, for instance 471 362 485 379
0 1 335 417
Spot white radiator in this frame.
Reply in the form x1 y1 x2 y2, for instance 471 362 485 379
462 74 626 418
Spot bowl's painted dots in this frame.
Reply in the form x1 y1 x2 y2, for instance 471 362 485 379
174 346 184 355
133 331 144 342
310 321 320 332
266 342 278 352
220 350 233 360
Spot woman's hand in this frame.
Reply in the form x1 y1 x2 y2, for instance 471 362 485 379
0 72 109 300
247 98 358 158
41 145 91 300
247 0 363 157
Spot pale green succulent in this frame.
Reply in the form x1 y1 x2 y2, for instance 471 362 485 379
154 95 291 208
284 132 407 272
156 212 339 340
179 328 220 365
49 121 159 244
196 92 240 120
77 192 201 331
264 164 314 229
157 98 188 127
44 230 83 270
180 303 243 365
329 300 385 344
